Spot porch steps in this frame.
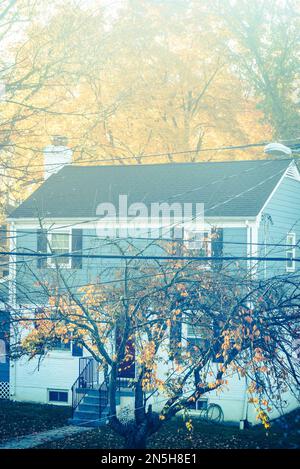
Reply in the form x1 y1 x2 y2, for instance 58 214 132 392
69 388 110 427
70 356 135 428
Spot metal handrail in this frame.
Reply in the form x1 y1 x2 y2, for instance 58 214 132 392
72 357 136 419
71 357 98 417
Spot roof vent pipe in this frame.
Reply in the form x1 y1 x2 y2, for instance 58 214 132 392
264 142 292 157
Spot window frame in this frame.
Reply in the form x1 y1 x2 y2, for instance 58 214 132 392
184 229 211 253
48 389 69 404
286 232 296 273
47 230 72 268
184 229 211 271
187 398 208 411
51 338 71 352
0 338 7 364
184 314 224 363
183 314 210 355
0 224 10 278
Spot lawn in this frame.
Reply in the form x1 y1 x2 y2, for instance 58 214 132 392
1 399 299 449
37 410 300 449
0 399 71 443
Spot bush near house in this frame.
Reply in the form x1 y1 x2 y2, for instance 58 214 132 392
0 400 71 443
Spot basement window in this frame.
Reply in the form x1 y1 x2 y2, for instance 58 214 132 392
48 390 68 403
187 398 208 411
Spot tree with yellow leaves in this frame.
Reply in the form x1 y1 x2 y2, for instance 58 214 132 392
1 0 273 192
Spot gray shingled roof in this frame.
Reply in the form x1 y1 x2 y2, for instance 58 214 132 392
9 159 292 219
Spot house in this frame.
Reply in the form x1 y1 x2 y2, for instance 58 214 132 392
1 145 300 425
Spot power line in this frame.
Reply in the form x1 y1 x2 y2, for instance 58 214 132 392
1 140 299 172
1 250 300 263
1 158 298 273
1 228 299 248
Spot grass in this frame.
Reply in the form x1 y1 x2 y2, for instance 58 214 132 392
1 398 299 448
38 410 300 449
0 399 71 443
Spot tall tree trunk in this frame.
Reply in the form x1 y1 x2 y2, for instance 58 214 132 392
135 376 146 424
109 362 117 417
123 423 148 449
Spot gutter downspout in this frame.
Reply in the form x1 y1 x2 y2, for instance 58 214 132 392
240 219 259 429
8 221 17 399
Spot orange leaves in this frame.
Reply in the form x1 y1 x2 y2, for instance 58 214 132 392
256 409 270 430
139 341 156 368
253 347 265 363
248 396 259 404
185 419 193 432
244 316 253 324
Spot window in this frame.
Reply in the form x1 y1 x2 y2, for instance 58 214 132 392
186 337 208 355
186 322 209 355
0 224 9 278
187 322 205 337
48 390 68 403
185 230 210 254
37 229 83 269
286 233 296 272
48 232 71 267
169 317 182 361
187 398 208 411
185 317 224 363
51 338 71 351
72 341 83 357
0 339 7 363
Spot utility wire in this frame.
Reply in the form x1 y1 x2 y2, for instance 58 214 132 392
1 250 300 262
1 140 299 172
1 228 299 248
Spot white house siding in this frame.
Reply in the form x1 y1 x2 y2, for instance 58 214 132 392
205 373 247 423
258 174 300 277
10 352 80 405
8 169 300 421
10 332 299 421
137 347 299 424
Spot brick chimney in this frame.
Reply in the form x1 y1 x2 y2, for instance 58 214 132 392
43 135 73 180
